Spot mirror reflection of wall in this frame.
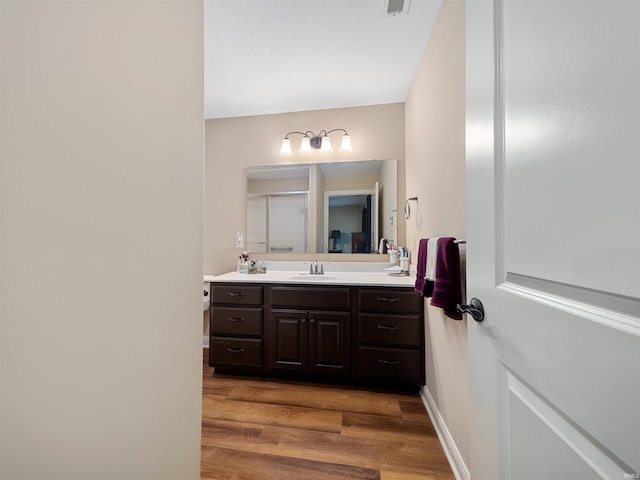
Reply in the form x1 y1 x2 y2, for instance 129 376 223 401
245 159 397 254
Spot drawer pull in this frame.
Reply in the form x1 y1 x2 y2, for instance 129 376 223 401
226 348 245 354
377 297 399 303
226 317 245 323
377 325 400 331
227 292 246 297
378 359 401 366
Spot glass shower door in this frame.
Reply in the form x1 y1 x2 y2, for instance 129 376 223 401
268 194 307 253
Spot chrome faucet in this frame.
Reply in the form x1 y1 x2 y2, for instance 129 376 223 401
309 260 324 275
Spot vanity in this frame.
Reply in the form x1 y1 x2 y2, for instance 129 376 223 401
209 266 424 389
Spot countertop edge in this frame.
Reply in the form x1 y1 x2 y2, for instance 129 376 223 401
208 271 416 288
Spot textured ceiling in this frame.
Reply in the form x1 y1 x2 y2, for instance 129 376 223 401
204 0 443 119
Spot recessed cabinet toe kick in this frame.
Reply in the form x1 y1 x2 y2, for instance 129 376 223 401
210 282 425 389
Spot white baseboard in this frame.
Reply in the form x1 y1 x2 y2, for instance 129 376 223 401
203 335 209 348
420 386 470 480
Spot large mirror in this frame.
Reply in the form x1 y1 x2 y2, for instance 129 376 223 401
246 159 397 254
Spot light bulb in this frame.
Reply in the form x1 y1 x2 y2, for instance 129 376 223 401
320 135 332 152
300 136 311 153
340 134 352 152
279 138 292 156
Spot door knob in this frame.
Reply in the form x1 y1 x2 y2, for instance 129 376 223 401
457 298 485 322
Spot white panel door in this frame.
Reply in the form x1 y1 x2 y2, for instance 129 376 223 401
466 1 640 479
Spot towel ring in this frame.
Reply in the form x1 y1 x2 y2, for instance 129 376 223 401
404 196 418 219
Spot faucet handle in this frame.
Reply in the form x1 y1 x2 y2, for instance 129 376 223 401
319 263 324 275
309 262 314 275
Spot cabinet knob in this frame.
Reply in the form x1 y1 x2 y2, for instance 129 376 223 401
226 317 244 323
227 292 246 297
310 318 316 324
226 348 245 354
301 318 306 324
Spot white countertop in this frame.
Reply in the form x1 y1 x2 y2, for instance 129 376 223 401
209 269 416 287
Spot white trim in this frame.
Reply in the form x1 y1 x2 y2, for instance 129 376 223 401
500 279 640 337
203 335 209 348
506 371 624 478
420 386 470 480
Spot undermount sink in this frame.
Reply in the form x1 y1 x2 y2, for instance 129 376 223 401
289 274 337 281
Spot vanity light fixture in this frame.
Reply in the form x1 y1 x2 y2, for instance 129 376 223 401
280 129 352 156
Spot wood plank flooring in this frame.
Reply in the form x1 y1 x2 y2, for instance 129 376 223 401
201 349 454 480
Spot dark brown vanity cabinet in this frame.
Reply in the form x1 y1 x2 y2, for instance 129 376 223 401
209 282 425 388
355 288 425 385
267 286 350 376
209 284 264 370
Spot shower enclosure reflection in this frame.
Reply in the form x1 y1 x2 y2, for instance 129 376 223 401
245 159 397 254
246 192 308 253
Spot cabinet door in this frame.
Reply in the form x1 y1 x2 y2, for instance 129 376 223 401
212 285 263 306
308 311 350 375
358 313 421 348
270 309 308 371
358 288 421 314
210 306 262 337
357 346 422 383
210 338 262 368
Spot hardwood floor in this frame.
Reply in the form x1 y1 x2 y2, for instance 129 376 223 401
201 349 454 480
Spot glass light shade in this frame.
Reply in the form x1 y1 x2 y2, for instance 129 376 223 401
299 136 312 153
320 135 332 152
279 138 292 156
339 134 352 152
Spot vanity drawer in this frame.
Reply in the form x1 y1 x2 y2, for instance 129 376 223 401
212 284 263 306
269 286 350 310
358 314 421 348
210 337 262 368
211 307 262 336
358 289 422 315
357 346 422 383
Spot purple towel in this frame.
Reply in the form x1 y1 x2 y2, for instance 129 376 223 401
430 237 463 320
414 237 463 320
414 238 430 294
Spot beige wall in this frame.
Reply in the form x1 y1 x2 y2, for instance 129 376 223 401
204 103 406 275
405 0 469 468
247 176 309 194
0 2 203 479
